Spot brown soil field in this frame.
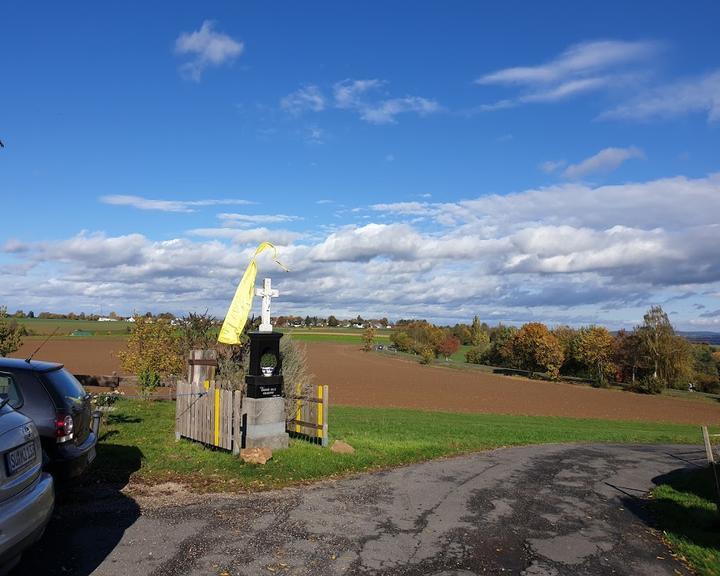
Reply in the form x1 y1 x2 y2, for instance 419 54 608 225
13 338 128 376
11 339 720 425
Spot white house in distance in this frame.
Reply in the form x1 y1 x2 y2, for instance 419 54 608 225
97 317 118 322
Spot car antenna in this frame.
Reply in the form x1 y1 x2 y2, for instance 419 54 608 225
25 327 59 363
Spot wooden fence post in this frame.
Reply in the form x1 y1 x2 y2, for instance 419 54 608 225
188 349 217 385
703 426 715 464
322 385 329 447
232 391 242 455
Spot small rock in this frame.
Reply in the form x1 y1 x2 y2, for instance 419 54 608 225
241 447 273 465
331 440 355 454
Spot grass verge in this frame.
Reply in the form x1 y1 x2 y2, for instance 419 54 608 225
649 465 720 576
92 399 715 493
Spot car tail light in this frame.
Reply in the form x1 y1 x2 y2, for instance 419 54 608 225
55 414 74 443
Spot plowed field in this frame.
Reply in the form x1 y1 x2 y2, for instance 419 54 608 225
11 339 720 425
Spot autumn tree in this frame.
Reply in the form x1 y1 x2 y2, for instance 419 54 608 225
504 322 564 379
451 323 473 345
635 305 694 390
574 326 615 386
177 311 217 356
552 325 582 376
484 324 517 366
470 315 488 347
117 317 184 397
390 330 413 352
437 335 460 360
613 329 647 385
361 326 376 352
637 306 674 380
0 306 23 357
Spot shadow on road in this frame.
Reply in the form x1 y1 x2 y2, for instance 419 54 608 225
11 444 143 576
618 464 720 561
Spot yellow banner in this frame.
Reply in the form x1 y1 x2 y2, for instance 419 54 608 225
217 242 288 344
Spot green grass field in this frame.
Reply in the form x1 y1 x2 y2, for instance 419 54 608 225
650 466 720 576
15 317 133 337
92 399 715 493
278 327 391 344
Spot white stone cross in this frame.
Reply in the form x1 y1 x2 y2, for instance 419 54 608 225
256 277 279 332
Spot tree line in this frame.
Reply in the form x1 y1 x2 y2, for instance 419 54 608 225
389 306 720 394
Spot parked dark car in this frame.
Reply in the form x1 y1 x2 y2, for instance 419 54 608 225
0 359 97 480
0 398 54 574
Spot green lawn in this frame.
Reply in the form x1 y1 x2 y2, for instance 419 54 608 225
15 317 133 336
280 332 366 344
650 466 720 576
279 327 391 344
92 399 715 493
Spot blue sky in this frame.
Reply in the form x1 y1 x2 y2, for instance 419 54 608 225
2 1 720 329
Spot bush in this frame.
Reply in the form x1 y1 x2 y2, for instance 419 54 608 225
137 368 161 400
281 335 314 420
117 317 184 384
0 306 23 357
630 375 665 394
418 346 435 365
465 346 486 364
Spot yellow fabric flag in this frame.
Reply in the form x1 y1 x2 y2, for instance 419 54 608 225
217 242 288 344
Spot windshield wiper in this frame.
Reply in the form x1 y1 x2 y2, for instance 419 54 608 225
0 397 10 410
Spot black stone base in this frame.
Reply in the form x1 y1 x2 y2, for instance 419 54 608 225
246 375 283 398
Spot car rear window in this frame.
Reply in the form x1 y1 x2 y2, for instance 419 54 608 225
0 373 22 409
41 369 86 404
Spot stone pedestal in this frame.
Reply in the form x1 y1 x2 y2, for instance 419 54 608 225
242 397 289 450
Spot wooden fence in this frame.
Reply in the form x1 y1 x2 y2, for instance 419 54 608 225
175 381 243 454
287 385 329 446
176 348 330 451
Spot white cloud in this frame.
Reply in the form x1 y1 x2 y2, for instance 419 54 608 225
333 79 384 108
186 227 303 245
370 202 433 216
476 39 659 109
282 78 440 124
562 146 644 179
175 21 244 81
280 85 326 114
539 160 566 174
6 173 720 328
100 195 254 213
602 70 720 122
218 213 301 225
360 97 440 125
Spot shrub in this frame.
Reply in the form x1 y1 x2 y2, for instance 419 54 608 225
216 347 248 393
117 317 184 385
281 335 314 420
0 306 23 357
629 375 665 394
419 346 435 365
465 346 486 364
137 368 161 400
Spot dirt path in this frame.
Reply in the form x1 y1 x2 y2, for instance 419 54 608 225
11 339 720 424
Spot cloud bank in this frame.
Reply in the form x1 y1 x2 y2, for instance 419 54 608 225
5 174 720 328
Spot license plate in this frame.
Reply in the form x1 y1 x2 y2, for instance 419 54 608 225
5 441 36 476
87 445 96 465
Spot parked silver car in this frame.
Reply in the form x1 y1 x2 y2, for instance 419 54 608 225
0 395 54 575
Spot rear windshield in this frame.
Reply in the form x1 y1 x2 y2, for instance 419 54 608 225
41 369 87 405
0 373 22 409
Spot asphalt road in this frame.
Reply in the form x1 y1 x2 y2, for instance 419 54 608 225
14 444 706 576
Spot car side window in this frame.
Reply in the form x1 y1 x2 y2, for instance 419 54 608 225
0 372 23 409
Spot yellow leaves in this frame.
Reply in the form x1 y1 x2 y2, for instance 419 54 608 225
117 316 184 379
